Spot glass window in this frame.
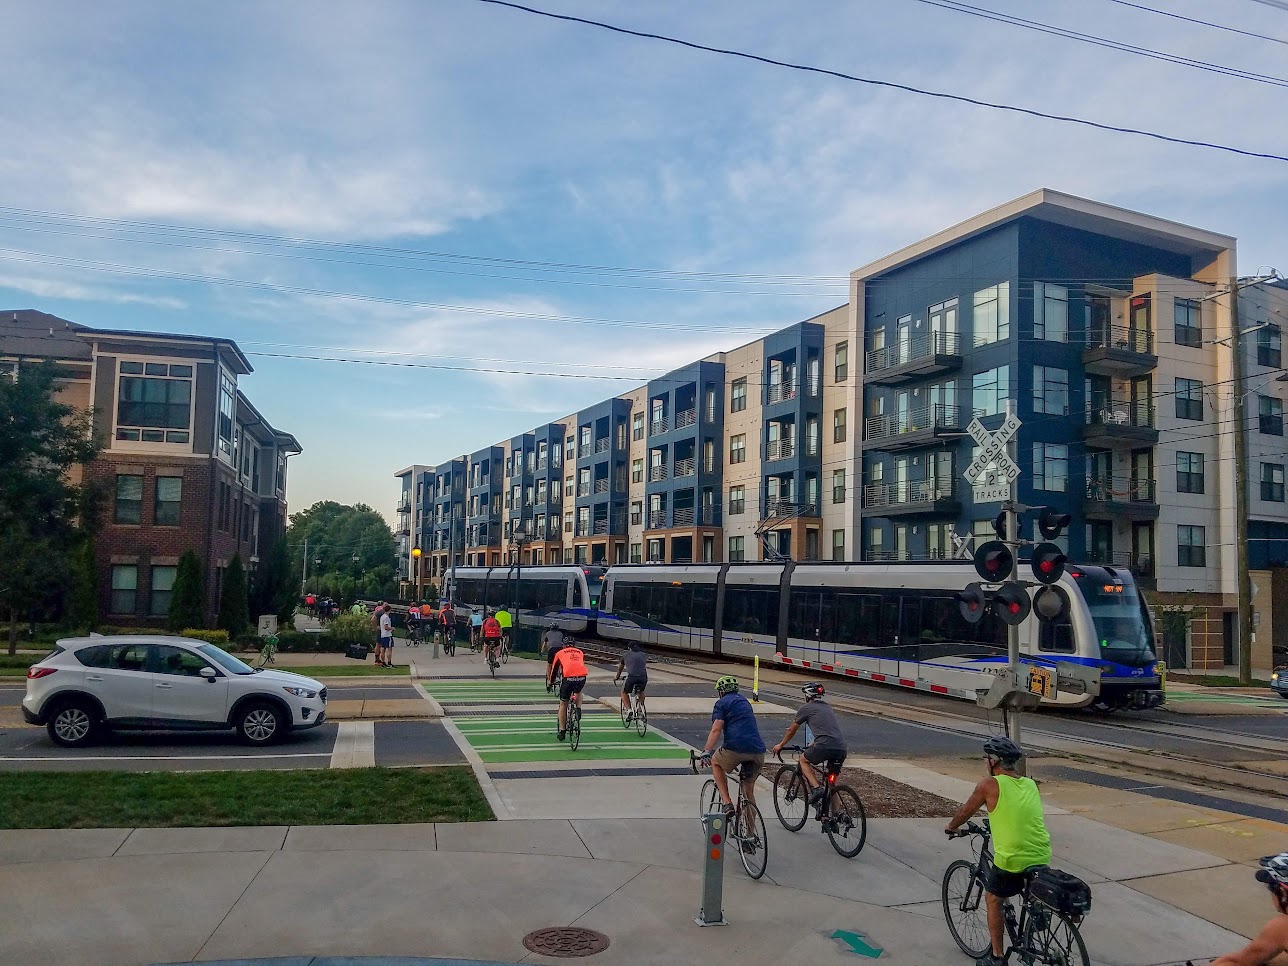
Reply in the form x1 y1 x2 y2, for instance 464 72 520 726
632 458 643 483
1258 325 1282 368
117 367 193 443
1176 452 1204 494
833 407 847 443
110 564 138 614
1175 378 1204 421
1177 525 1206 568
1033 282 1068 342
217 371 235 458
1032 366 1069 415
729 434 746 464
1174 299 1202 348
115 474 143 525
1262 463 1285 503
632 412 644 440
729 485 745 514
834 341 849 382
731 377 747 413
150 566 177 616
155 643 212 676
1032 443 1068 492
1259 395 1283 436
728 536 745 562
832 469 845 504
972 282 1010 346
972 366 1011 417
155 476 182 526
865 527 884 558
832 529 845 562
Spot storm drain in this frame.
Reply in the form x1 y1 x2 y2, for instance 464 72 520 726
522 926 611 958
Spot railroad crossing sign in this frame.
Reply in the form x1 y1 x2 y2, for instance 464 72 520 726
964 413 1021 503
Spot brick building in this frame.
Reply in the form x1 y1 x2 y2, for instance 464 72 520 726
1 310 300 628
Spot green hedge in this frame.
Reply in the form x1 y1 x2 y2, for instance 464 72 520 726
242 630 349 654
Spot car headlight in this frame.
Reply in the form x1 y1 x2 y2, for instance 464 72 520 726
282 686 318 699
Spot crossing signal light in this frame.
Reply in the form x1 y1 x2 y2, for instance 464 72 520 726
973 540 1013 583
1030 543 1067 585
994 583 1031 626
1038 507 1071 541
1033 585 1070 622
958 583 987 625
992 511 1008 540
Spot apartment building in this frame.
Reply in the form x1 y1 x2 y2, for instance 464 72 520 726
2 309 300 627
394 190 1283 672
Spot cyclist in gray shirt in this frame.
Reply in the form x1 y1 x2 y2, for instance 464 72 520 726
614 643 648 721
771 683 847 806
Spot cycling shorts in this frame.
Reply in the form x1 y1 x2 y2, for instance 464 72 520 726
559 675 587 701
984 862 1029 899
713 748 764 780
802 738 848 768
622 675 648 694
546 644 564 665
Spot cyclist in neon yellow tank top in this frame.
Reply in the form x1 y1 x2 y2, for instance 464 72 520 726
945 736 1051 966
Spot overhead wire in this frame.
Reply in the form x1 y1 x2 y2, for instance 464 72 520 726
1099 0 1288 45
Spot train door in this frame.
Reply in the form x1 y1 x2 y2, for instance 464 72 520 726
878 594 901 676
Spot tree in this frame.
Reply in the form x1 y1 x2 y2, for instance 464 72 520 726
0 361 100 655
168 550 206 632
217 554 250 639
286 500 397 596
65 538 99 632
249 536 294 628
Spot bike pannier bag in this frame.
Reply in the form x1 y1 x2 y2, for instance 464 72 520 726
346 643 370 661
1030 868 1092 916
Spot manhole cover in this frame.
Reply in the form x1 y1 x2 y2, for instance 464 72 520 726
522 926 611 958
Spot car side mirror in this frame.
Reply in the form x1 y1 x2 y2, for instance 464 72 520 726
200 667 218 682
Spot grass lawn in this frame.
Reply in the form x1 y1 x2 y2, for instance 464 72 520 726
1167 672 1259 688
0 766 493 829
0 655 38 675
286 664 410 677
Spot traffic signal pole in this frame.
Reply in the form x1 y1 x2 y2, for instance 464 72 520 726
1005 405 1022 748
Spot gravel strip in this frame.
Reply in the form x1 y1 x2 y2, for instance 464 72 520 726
763 763 960 819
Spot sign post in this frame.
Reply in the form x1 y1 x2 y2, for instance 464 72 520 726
695 811 728 926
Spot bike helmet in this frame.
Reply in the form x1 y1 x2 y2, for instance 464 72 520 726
1256 853 1288 891
983 736 1024 766
802 683 825 700
715 675 739 695
630 642 642 651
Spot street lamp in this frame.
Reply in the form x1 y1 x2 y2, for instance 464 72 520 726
510 526 531 635
411 545 423 603
313 557 322 595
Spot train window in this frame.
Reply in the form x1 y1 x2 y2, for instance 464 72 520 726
789 590 822 640
613 581 649 618
573 579 584 607
899 596 923 649
882 598 900 646
484 579 508 608
1038 618 1075 653
724 586 780 636
691 584 716 627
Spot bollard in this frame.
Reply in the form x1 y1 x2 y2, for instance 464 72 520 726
695 810 728 927
433 631 440 660
752 655 760 703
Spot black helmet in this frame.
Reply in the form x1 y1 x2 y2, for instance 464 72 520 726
1256 852 1288 890
630 642 642 651
983 736 1024 766
802 683 825 700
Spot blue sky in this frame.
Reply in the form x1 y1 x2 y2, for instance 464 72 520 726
3 0 1287 519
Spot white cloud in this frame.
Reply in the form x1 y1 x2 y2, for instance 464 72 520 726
0 271 187 309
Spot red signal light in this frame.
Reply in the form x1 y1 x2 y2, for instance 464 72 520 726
710 833 722 845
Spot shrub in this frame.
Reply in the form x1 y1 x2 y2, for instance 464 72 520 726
180 629 229 645
217 554 250 639
327 611 376 647
169 551 206 631
272 630 348 654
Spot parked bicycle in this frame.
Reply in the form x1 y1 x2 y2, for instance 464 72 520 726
943 819 1091 966
620 683 647 736
256 635 279 668
691 750 768 880
771 745 867 858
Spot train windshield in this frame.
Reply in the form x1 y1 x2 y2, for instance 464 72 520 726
584 569 605 610
1080 578 1155 667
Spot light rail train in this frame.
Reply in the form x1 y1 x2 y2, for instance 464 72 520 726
444 565 606 633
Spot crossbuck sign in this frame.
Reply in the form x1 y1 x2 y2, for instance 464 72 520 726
964 413 1022 503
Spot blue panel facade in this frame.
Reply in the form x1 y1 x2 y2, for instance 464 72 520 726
468 445 503 558
574 397 632 562
644 359 726 530
759 322 826 518
432 458 465 561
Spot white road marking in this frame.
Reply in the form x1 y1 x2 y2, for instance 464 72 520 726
328 720 376 768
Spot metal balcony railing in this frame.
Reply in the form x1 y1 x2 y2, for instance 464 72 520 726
864 403 965 441
672 506 695 527
762 500 817 519
863 480 956 508
674 457 696 478
1086 323 1154 355
803 374 822 396
702 455 717 473
396 501 411 514
578 443 592 458
577 483 591 497
649 465 668 482
1086 478 1157 503
675 409 697 430
536 457 548 471
766 381 797 404
1084 401 1156 430
865 331 962 373
648 510 668 529
803 436 820 457
766 438 796 461
595 438 610 454
594 478 610 493
593 518 610 535
650 418 669 436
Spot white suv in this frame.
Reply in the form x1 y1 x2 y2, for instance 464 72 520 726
22 636 327 748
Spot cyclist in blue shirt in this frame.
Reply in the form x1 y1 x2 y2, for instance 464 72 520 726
699 675 766 817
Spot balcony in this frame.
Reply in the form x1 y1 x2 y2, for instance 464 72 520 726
1082 401 1159 447
864 332 964 386
1084 549 1156 589
803 436 820 457
766 438 796 462
702 455 717 473
396 501 411 514
594 478 610 493
1084 478 1159 521
803 374 821 397
575 483 590 498
592 518 611 535
761 500 818 521
595 437 610 454
1084 324 1157 378
674 457 696 478
766 381 797 405
536 457 548 471
862 404 967 452
578 443 592 459
648 510 668 530
649 465 668 482
650 418 669 437
863 480 960 517
672 506 696 527
673 409 698 431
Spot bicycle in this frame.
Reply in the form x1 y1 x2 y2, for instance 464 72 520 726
566 687 582 751
256 635 279 668
440 625 456 657
690 750 768 880
618 680 647 737
500 633 511 665
942 819 1090 966
406 621 422 647
771 745 867 858
485 640 500 678
469 626 481 654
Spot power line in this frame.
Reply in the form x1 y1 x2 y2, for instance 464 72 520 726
1100 0 1288 46
912 0 1288 88
470 0 1288 164
1246 0 1288 12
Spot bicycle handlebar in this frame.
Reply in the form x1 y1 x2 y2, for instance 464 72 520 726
689 749 711 774
775 745 805 763
945 820 989 840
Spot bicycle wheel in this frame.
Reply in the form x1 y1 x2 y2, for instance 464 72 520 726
569 701 581 751
699 779 720 821
824 785 868 858
941 859 991 959
734 800 769 880
502 642 510 664
772 765 809 832
634 700 647 737
1027 906 1090 966
620 699 631 729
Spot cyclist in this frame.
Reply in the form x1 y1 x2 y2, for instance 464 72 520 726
547 640 588 741
405 602 421 645
614 643 648 722
481 609 503 666
1209 853 1288 965
699 675 766 818
542 623 567 692
944 736 1051 966
438 603 455 648
495 606 513 653
770 683 848 809
470 608 484 648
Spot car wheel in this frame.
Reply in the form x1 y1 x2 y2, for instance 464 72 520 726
47 699 99 748
237 702 285 745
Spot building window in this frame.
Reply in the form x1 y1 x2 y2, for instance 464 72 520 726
729 485 745 514
728 536 745 562
1033 282 1068 342
1176 452 1204 494
1259 395 1284 436
110 564 138 614
865 527 884 558
115 361 194 445
731 377 747 413
564 511 573 533
155 476 182 526
1262 463 1285 502
972 282 1010 346
1032 443 1068 492
833 407 847 443
832 469 846 504
1174 299 1202 348
150 565 177 616
1177 525 1206 568
1032 366 1069 415
972 365 1011 417
834 341 849 382
630 501 642 526
1175 378 1204 421
114 474 143 525
632 412 644 440
630 543 642 564
632 458 643 483
730 434 746 464
217 371 235 458
832 529 845 562
1258 325 1282 368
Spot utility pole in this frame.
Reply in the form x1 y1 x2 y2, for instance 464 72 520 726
1230 278 1254 685
300 536 308 597
1005 426 1022 747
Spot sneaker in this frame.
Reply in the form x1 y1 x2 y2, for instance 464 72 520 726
557 730 566 741
623 711 633 723
975 954 1004 966
808 786 825 805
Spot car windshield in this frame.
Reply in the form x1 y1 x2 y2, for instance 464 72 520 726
1080 578 1155 666
197 643 256 675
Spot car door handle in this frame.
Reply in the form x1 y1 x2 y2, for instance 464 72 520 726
155 683 174 689
86 675 104 681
